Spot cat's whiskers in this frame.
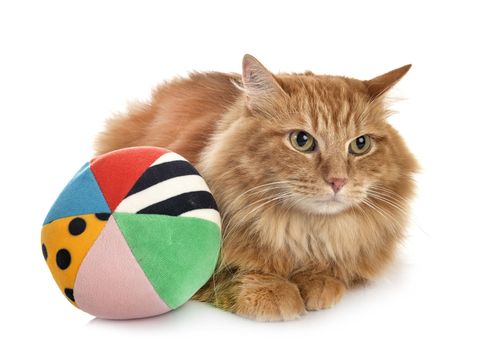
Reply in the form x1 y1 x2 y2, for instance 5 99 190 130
361 198 403 231
367 186 417 227
367 184 429 237
223 193 296 245
366 191 409 215
284 194 306 212
221 184 293 225
369 184 408 201
220 181 293 225
235 180 293 200
243 192 295 220
221 190 293 245
350 203 376 231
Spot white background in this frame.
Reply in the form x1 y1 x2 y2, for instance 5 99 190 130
1 1 479 349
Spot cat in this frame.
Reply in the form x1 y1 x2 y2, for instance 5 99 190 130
95 54 418 321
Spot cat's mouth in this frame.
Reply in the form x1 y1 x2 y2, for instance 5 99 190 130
317 195 342 202
302 195 350 215
313 193 345 204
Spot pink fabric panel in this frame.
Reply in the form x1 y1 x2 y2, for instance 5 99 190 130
75 216 170 319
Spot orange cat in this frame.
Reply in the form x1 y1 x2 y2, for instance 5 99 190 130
95 54 418 321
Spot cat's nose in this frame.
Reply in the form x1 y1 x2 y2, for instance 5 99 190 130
327 177 347 193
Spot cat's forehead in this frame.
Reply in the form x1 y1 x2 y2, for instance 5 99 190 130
278 73 367 96
277 74 379 136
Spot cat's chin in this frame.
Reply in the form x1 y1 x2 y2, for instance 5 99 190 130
295 198 351 215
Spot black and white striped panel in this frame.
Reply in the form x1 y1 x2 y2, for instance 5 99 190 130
116 152 220 227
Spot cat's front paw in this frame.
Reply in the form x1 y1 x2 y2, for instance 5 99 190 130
291 272 346 311
235 273 306 321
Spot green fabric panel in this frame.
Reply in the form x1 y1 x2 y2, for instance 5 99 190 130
113 213 220 309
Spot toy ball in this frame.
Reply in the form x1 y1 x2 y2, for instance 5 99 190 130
41 147 221 319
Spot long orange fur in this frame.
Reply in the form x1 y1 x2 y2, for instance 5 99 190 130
95 54 418 321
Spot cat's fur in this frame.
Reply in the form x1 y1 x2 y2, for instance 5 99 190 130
95 55 418 321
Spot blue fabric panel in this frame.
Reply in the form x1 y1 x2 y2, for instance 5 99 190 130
43 162 110 225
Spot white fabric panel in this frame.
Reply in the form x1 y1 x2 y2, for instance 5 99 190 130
151 151 187 166
116 174 210 213
180 208 221 227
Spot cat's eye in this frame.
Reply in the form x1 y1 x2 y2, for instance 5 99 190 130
289 130 316 152
349 135 372 156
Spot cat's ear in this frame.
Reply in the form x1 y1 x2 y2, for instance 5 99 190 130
364 64 412 99
241 54 288 112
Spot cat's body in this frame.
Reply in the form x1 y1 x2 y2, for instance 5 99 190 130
95 55 417 321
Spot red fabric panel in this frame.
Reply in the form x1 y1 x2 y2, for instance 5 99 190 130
90 147 169 211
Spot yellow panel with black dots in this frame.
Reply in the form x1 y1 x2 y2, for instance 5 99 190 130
41 213 110 305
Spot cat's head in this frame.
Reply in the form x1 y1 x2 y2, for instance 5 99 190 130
206 55 418 217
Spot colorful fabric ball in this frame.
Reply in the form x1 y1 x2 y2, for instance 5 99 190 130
41 147 221 319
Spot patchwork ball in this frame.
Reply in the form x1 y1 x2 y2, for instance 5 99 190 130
41 147 221 319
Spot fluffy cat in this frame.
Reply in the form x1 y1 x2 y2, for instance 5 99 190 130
95 54 418 321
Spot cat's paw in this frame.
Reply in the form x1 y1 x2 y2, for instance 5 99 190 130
235 274 306 321
291 272 346 311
